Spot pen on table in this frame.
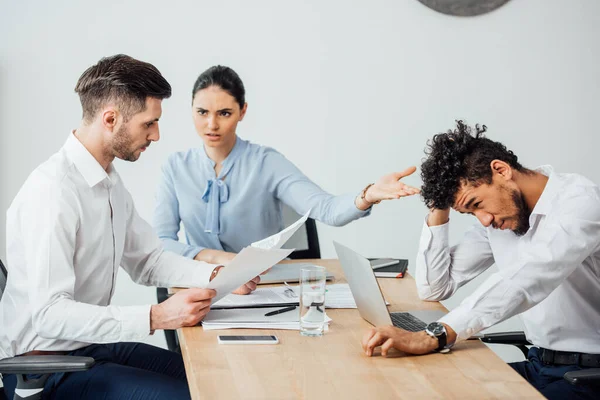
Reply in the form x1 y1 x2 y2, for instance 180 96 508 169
264 306 296 317
311 302 324 313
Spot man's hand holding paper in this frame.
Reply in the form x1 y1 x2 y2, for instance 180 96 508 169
207 247 293 303
206 210 309 301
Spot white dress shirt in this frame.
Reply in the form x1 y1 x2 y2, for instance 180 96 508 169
0 133 217 360
416 166 600 354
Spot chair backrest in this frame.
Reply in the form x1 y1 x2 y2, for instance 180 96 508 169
281 205 321 259
0 259 5 398
0 259 7 302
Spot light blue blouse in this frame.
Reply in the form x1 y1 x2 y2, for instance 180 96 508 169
153 136 370 258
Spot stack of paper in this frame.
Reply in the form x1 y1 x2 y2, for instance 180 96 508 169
212 283 359 310
259 262 335 284
200 210 344 331
202 306 332 331
212 286 298 309
202 307 300 330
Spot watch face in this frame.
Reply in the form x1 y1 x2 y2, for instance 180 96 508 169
426 322 445 336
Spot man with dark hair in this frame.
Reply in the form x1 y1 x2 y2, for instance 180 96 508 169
0 54 259 400
362 121 600 400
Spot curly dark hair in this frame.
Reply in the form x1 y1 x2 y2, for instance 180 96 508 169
420 120 526 209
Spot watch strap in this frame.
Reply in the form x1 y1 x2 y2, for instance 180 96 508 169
435 331 447 352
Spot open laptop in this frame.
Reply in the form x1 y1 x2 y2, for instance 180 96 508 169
333 241 446 332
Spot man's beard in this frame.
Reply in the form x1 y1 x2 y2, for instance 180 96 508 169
511 190 531 236
111 124 149 162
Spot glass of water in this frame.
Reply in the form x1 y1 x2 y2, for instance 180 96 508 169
299 266 327 336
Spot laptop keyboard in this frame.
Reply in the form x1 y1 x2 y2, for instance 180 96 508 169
390 312 427 332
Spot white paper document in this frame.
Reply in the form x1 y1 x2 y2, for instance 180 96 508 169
212 286 299 309
202 323 302 331
212 284 358 309
205 211 313 303
207 246 293 303
202 307 300 331
251 209 310 250
202 306 331 331
258 262 335 284
321 284 389 307
284 283 357 309
322 284 358 308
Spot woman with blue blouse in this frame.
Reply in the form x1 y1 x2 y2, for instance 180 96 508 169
153 66 419 265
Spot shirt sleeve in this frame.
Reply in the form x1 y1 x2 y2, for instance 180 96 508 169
265 148 370 226
439 190 600 341
153 156 205 258
122 188 216 288
415 216 495 301
24 182 152 343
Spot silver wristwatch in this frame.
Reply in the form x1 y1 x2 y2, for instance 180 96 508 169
425 322 451 353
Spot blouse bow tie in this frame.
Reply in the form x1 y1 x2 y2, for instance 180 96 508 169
201 178 229 234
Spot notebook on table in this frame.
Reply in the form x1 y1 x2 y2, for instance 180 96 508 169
368 258 408 278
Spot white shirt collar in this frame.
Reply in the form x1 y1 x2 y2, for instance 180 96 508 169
530 165 558 216
63 132 118 188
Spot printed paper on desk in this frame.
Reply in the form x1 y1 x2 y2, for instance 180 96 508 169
264 284 388 309
207 246 293 303
251 209 311 250
213 286 299 309
267 284 360 309
202 307 332 331
202 323 301 331
205 307 298 324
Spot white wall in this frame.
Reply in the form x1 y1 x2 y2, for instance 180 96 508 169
1 0 599 360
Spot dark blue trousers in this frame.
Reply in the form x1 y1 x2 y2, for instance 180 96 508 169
3 342 190 400
510 347 598 400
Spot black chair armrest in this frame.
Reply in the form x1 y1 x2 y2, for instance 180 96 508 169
479 331 530 345
0 356 94 375
478 331 531 359
157 287 169 303
564 368 600 386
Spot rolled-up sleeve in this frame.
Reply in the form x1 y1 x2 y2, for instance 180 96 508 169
415 216 495 301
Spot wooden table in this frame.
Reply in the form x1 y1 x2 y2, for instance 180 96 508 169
175 259 542 399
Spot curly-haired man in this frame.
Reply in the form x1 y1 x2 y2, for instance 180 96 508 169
362 121 600 400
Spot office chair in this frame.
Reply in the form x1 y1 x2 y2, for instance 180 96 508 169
0 259 94 400
287 217 321 260
282 205 321 260
480 331 600 387
156 287 180 353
